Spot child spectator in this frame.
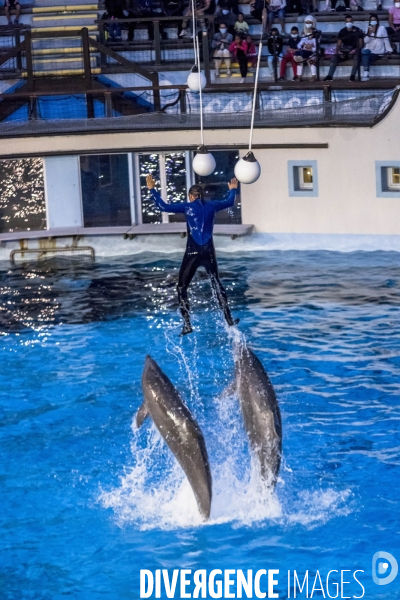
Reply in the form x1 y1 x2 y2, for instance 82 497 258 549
234 12 250 34
267 27 283 78
229 33 249 81
278 26 301 80
245 34 257 69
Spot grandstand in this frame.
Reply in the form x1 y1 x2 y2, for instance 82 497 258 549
0 0 399 260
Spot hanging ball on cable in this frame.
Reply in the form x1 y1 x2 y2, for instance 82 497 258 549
234 151 261 184
192 145 216 176
187 66 207 92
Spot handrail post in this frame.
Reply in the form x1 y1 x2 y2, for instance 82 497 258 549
316 30 320 82
15 28 22 71
202 30 210 84
179 89 186 113
152 72 161 111
82 27 94 118
99 21 107 66
105 91 113 117
24 29 34 91
29 95 37 120
154 20 161 66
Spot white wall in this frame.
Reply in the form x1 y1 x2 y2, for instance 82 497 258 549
44 155 83 229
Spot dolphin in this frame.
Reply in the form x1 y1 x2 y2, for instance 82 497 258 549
233 344 282 485
136 355 212 520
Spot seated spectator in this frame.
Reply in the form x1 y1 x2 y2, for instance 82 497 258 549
180 0 210 37
300 14 317 37
104 0 125 40
278 26 301 80
215 5 237 35
267 27 283 78
212 23 233 76
268 0 286 33
160 0 184 38
5 0 20 25
126 0 154 40
388 0 400 41
300 0 317 14
295 24 317 80
250 0 267 30
245 33 257 69
234 12 250 35
323 15 363 82
216 0 239 14
361 13 392 80
229 33 249 81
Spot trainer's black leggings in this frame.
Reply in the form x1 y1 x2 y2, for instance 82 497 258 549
177 235 233 326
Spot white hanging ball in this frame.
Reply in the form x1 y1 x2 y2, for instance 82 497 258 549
187 70 207 92
234 151 261 184
193 148 216 176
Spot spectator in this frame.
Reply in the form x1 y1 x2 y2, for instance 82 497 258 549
216 0 239 13
300 14 317 36
278 25 301 80
234 12 250 35
267 0 286 33
126 0 154 40
349 0 363 11
300 0 318 13
267 27 283 78
180 0 210 37
245 33 257 69
229 33 249 81
295 23 317 80
160 0 184 38
388 0 400 41
361 13 392 80
250 0 267 31
323 15 363 82
215 5 237 35
4 0 20 25
104 0 125 40
212 23 233 76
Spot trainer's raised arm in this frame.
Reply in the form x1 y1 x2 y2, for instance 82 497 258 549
228 177 238 190
146 173 156 190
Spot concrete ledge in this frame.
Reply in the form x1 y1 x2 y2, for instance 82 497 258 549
0 223 254 242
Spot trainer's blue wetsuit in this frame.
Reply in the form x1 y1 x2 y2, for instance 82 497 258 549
151 189 237 333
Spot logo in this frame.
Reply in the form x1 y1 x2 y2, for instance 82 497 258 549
372 552 398 586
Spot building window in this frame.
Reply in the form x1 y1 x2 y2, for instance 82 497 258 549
0 158 46 234
288 160 318 197
376 162 400 198
194 150 242 224
80 154 131 227
136 150 242 225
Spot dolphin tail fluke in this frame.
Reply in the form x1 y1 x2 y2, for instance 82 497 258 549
136 401 150 428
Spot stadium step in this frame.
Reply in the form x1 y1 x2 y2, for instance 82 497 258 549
32 13 98 28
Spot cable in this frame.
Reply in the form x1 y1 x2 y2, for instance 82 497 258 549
191 0 204 146
249 26 264 152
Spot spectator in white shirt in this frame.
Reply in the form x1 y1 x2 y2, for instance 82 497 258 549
294 21 317 81
267 0 286 33
361 13 392 80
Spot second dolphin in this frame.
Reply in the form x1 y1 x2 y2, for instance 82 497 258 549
136 355 212 520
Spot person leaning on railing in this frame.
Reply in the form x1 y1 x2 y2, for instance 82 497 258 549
361 13 393 81
323 15 363 82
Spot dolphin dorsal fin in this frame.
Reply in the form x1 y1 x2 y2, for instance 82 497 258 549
136 401 149 428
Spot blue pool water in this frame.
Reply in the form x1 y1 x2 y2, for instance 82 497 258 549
1 250 399 599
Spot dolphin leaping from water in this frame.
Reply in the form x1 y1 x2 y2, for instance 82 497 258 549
136 355 212 520
233 344 282 485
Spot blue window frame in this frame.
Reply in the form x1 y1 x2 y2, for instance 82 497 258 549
375 161 400 198
288 160 319 197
